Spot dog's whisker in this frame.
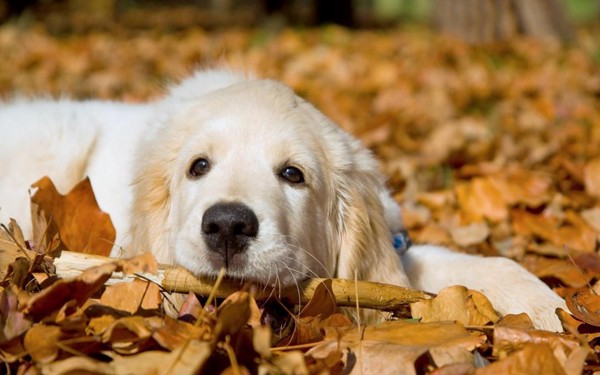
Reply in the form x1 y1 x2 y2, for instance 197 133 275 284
277 254 321 280
280 262 303 313
258 230 334 279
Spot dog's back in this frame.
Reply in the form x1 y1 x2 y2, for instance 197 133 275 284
0 100 151 248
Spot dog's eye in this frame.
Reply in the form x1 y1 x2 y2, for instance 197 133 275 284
280 166 305 184
189 158 210 178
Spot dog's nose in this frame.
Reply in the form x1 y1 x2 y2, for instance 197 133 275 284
201 202 259 260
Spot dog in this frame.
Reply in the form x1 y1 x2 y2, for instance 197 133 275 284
0 69 567 331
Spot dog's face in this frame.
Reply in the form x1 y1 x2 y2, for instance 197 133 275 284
167 82 336 286
131 78 409 289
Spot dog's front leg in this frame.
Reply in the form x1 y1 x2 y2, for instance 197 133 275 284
401 245 567 331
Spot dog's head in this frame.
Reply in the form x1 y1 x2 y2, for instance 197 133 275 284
131 74 408 288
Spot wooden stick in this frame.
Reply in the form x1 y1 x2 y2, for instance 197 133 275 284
54 251 432 311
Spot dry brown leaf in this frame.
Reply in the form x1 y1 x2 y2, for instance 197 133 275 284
310 339 425 375
24 261 117 321
148 316 208 351
411 285 500 326
305 348 345 374
0 220 26 281
31 177 115 256
572 252 600 275
100 279 161 314
0 289 32 342
41 339 213 375
565 287 600 327
512 210 596 253
493 325 585 370
41 356 114 374
264 351 310 375
101 316 153 354
178 291 202 320
299 278 337 318
252 325 272 358
309 320 485 374
429 345 474 369
580 206 600 232
116 251 158 275
449 222 490 247
476 343 567 375
87 314 117 336
491 170 552 208
25 254 156 321
362 320 485 349
496 313 535 330
23 324 62 364
522 255 590 288
214 291 252 339
584 158 600 199
456 178 508 223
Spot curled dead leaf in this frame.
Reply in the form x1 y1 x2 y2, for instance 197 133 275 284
411 285 499 326
100 279 161 314
476 343 568 375
31 177 115 256
24 324 62 364
565 287 600 327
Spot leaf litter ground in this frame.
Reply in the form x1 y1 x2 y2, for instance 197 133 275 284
1 20 600 374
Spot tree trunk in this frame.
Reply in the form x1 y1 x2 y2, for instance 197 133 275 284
432 0 573 44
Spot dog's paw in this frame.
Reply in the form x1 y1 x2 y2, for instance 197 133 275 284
460 257 567 331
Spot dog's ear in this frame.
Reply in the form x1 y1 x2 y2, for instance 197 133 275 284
127 136 174 264
333 155 411 288
298 99 410 288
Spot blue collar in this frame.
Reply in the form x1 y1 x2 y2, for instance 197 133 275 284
393 230 412 255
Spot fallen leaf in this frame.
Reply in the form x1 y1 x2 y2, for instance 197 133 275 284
522 255 590 288
496 313 535 330
493 325 585 370
178 291 202 320
30 177 116 256
214 291 252 339
512 210 596 253
24 261 117 321
411 285 500 326
309 320 485 375
584 158 600 199
100 279 161 314
41 339 213 375
148 316 208 351
24 254 156 321
299 278 337 319
0 289 32 342
102 316 153 354
456 178 508 223
565 287 600 327
24 324 62 364
476 343 566 374
449 222 490 247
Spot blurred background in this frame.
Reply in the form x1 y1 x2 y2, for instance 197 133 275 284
0 0 597 36
1 0 600 289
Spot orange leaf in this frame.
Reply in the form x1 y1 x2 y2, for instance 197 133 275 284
31 177 116 256
584 158 600 199
100 279 161 314
456 178 508 223
566 288 600 327
476 343 568 375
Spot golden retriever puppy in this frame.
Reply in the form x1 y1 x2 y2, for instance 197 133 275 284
0 70 566 331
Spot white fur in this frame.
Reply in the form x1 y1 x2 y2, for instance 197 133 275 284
0 70 567 331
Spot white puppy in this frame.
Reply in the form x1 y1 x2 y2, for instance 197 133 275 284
0 70 567 330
